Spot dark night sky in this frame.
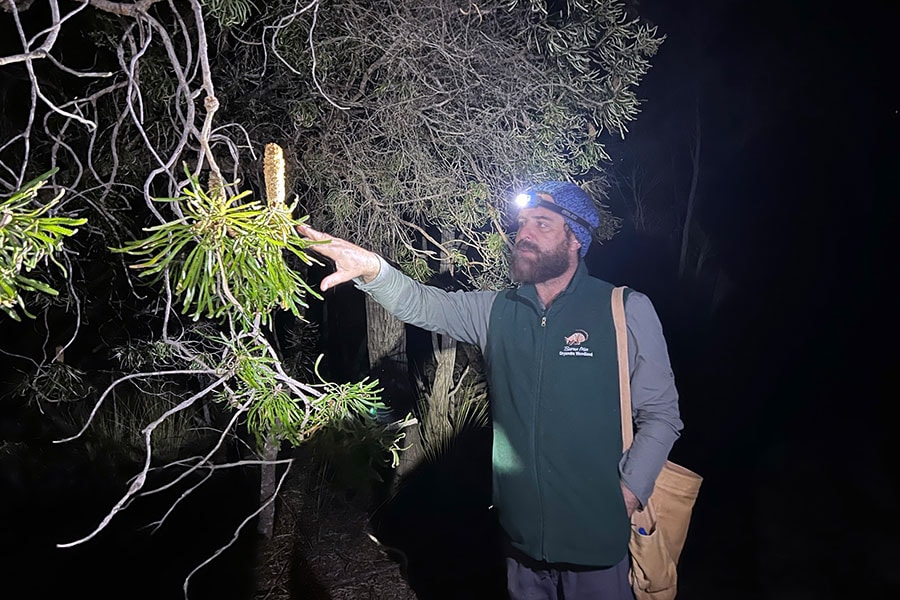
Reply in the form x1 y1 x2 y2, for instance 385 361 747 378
598 0 894 392
625 0 892 286
604 1 898 596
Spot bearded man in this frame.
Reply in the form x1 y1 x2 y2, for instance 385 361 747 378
297 181 683 600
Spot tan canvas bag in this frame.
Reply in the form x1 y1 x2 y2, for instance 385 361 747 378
612 287 703 600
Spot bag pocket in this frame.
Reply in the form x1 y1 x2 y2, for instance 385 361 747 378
629 506 677 599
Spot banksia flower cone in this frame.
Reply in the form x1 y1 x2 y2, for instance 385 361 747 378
264 143 285 207
207 170 224 203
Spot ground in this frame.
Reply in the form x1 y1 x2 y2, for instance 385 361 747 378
254 450 417 600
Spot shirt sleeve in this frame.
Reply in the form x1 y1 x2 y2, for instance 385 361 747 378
354 256 497 352
618 291 684 507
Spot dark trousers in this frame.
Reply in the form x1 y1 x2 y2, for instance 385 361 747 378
506 553 634 600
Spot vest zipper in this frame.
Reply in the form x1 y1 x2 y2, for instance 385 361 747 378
535 308 548 558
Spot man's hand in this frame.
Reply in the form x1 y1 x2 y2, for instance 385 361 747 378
621 481 641 518
296 224 382 291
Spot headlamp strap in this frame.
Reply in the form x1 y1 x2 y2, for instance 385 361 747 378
530 197 595 234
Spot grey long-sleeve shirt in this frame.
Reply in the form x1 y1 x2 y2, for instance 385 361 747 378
356 257 683 506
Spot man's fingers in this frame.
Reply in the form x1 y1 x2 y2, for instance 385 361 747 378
320 272 352 292
297 224 338 260
296 223 329 242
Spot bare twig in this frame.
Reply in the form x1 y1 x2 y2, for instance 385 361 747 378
54 369 221 444
57 374 230 548
138 396 254 498
182 461 294 599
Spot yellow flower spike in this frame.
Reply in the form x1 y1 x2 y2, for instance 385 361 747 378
207 170 225 204
263 143 285 208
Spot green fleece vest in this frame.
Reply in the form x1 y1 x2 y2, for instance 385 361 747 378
485 263 630 566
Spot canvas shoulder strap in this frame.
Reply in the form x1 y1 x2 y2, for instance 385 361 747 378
612 286 634 452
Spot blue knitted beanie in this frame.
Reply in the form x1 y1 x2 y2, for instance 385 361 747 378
528 181 600 258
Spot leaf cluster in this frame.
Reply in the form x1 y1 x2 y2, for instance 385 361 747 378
0 169 87 321
113 166 321 326
10 361 92 405
417 371 490 465
224 336 389 450
203 0 257 28
108 157 393 452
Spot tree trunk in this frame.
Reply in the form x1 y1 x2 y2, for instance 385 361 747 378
365 288 415 492
256 434 279 538
253 434 279 597
425 331 457 447
364 294 407 371
391 228 462 484
418 227 460 457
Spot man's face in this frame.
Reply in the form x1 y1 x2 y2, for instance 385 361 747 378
510 197 579 284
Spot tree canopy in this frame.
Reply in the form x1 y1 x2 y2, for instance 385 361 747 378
217 0 664 288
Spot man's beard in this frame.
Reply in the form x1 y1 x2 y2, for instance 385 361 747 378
510 238 572 284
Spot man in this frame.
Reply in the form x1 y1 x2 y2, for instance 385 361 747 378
297 181 682 600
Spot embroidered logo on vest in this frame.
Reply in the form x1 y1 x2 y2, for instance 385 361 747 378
560 329 593 357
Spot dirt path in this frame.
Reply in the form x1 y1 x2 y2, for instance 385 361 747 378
254 452 417 600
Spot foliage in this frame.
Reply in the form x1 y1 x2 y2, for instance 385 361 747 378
12 361 92 405
0 169 86 320
203 0 257 28
307 408 415 499
253 0 662 290
227 337 407 461
105 152 400 459
415 365 490 464
111 337 188 371
104 152 394 458
112 165 321 326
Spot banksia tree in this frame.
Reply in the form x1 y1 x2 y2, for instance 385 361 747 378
284 0 662 290
257 140 292 538
112 146 388 445
63 145 404 550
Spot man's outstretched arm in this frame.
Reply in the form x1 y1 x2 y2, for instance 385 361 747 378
296 224 496 350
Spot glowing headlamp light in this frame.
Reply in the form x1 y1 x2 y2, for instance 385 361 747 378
514 192 534 208
513 190 595 233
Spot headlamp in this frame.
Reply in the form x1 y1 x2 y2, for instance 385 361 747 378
513 190 595 233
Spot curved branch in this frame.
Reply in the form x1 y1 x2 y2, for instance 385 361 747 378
182 460 293 597
0 0 61 66
88 0 164 17
138 395 254 498
54 368 220 443
188 0 224 183
57 374 230 548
